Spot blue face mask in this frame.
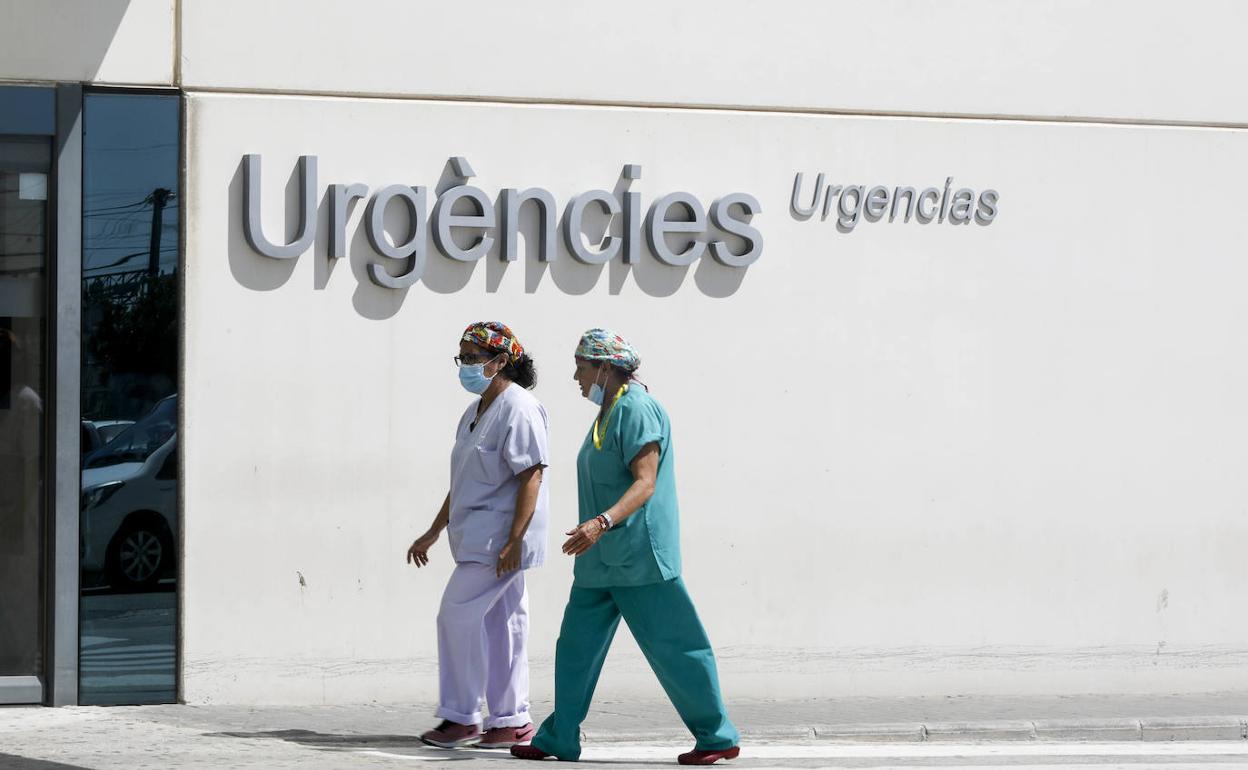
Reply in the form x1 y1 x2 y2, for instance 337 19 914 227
586 366 608 405
458 363 494 394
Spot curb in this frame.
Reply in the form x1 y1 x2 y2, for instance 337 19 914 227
1033 718 1144 742
583 716 1248 744
813 722 926 742
1141 716 1248 742
923 720 1037 742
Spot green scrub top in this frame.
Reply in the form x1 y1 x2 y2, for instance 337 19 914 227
574 386 682 588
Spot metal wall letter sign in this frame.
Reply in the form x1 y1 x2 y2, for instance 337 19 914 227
240 156 765 287
708 193 763 267
646 192 707 267
790 172 999 231
243 154 318 258
564 190 622 265
365 185 426 289
500 187 557 263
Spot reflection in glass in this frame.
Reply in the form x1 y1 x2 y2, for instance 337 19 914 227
0 137 50 681
79 92 180 705
81 395 177 587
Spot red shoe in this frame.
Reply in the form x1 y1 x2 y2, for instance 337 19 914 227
480 722 536 749
510 743 554 760
678 746 740 765
420 719 481 748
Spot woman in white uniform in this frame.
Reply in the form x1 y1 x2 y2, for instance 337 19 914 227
407 321 550 749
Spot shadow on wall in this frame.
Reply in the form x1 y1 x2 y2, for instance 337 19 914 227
226 158 753 320
3 0 133 82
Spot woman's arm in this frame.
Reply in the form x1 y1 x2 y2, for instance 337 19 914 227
602 443 658 528
498 465 544 576
406 492 450 568
562 443 659 557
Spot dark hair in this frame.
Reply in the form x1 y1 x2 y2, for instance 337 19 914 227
594 360 636 379
584 358 648 391
502 353 537 389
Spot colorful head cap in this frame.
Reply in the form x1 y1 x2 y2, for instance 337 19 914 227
575 328 640 372
462 321 525 363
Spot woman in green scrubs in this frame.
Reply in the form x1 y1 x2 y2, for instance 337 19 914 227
512 329 740 766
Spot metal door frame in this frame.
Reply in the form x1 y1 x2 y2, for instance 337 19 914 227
0 82 81 706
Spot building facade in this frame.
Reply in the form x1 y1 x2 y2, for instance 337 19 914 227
2 0 1247 706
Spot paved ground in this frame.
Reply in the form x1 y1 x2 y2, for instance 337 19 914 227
3 693 1248 769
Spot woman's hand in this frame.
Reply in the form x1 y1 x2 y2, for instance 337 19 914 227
406 530 439 568
497 537 522 577
562 518 608 557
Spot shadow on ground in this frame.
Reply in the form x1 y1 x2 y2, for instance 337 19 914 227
0 754 94 770
202 730 672 765
205 728 430 750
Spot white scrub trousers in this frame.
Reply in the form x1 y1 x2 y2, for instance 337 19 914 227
435 562 531 728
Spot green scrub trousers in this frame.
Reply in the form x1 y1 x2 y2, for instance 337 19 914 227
530 578 739 761
531 387 738 760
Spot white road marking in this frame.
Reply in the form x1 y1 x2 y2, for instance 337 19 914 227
578 742 1248 760
621 766 1239 770
353 750 464 762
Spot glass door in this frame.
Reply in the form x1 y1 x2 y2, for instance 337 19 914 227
0 136 52 704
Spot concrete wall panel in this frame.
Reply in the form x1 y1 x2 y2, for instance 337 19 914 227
180 0 1248 125
181 92 1248 703
0 0 174 86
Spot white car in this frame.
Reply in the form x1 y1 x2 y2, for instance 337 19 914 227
80 395 177 591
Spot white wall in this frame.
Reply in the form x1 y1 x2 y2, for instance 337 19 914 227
180 0 1248 125
182 92 1248 704
0 0 173 86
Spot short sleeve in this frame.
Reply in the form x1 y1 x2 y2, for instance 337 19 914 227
617 399 666 467
502 401 550 476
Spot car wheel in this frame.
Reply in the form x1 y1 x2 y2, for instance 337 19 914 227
106 518 172 591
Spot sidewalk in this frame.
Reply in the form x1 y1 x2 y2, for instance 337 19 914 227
2 693 1248 770
569 693 1248 743
7 692 1248 743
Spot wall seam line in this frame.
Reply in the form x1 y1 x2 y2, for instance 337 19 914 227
178 85 1248 131
173 0 182 87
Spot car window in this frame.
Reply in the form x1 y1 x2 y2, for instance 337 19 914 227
81 422 102 455
84 397 177 469
97 422 133 445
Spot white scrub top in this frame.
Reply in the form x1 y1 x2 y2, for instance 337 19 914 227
447 382 550 569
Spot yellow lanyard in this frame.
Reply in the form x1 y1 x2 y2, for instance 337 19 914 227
592 384 629 450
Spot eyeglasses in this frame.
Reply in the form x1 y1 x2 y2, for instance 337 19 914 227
453 353 500 368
